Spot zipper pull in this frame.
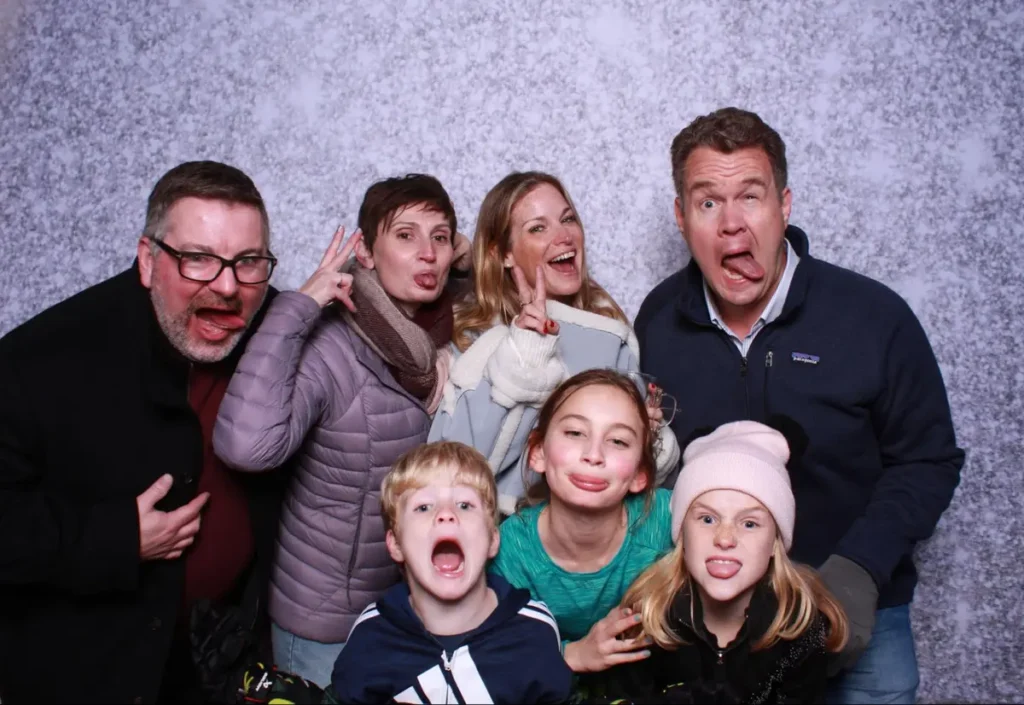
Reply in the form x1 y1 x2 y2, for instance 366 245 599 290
740 357 748 376
765 351 773 368
717 649 724 665
441 649 452 671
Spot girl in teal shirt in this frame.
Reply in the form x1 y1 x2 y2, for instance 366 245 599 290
491 369 674 675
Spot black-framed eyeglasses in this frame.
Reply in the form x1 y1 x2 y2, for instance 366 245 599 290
150 238 277 284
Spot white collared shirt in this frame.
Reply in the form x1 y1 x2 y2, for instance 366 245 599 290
703 239 800 358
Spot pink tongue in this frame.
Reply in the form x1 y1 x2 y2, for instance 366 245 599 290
414 274 437 288
432 544 463 573
723 253 764 280
199 311 246 329
706 561 741 579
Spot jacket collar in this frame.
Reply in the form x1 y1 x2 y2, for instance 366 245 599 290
378 573 528 642
675 225 813 327
669 579 779 650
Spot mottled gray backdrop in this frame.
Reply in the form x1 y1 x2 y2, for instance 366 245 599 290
1 0 1021 701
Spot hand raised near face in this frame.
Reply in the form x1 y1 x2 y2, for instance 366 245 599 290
298 226 363 311
646 383 665 432
512 264 559 336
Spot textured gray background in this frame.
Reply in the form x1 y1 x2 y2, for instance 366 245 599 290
1 0 1021 701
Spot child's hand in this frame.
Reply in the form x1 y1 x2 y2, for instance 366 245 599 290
563 606 653 673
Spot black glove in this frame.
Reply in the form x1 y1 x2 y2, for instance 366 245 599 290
819 554 879 675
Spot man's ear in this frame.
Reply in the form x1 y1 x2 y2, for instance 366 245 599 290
780 186 792 226
385 529 404 565
138 237 154 289
673 197 688 244
355 238 375 270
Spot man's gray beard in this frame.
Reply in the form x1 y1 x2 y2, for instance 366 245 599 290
149 285 264 364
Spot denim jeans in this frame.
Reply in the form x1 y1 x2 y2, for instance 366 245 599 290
271 622 345 689
826 604 920 705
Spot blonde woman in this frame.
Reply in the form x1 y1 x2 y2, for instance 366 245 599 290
602 421 848 704
428 171 679 514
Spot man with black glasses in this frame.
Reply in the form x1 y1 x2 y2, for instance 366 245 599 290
0 161 287 703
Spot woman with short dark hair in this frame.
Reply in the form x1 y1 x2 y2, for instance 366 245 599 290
214 174 466 686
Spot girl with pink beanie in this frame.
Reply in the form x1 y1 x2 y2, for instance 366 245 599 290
601 420 849 704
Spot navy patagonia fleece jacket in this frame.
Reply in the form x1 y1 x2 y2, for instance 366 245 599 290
635 225 964 608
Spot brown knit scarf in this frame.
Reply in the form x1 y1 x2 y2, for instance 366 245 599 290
340 261 453 402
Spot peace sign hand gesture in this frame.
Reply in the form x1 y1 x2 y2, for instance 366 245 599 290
298 226 363 311
512 265 559 336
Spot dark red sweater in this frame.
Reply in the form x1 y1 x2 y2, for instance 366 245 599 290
183 364 254 608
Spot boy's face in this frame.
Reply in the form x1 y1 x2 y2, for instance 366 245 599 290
386 469 499 603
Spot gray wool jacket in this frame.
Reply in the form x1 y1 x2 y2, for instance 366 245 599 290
214 291 431 643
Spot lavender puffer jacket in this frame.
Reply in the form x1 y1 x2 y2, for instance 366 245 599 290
214 291 430 642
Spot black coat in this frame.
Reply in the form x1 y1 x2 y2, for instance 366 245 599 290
603 583 830 704
0 266 285 704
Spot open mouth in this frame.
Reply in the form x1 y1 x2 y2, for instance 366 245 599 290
194 308 246 330
191 307 246 342
547 250 578 276
431 539 465 578
705 558 742 579
721 251 763 283
413 272 439 289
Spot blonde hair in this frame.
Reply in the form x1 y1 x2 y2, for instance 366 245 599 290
452 171 628 351
381 441 499 536
622 535 849 653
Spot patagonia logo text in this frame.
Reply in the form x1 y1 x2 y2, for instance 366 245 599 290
792 352 820 365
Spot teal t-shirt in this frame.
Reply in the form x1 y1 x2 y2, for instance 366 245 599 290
490 488 673 643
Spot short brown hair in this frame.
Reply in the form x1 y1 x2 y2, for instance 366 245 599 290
143 161 270 244
522 368 657 509
357 174 457 251
670 107 788 198
381 441 498 536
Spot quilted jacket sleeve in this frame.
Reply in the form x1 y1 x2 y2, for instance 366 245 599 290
214 292 340 471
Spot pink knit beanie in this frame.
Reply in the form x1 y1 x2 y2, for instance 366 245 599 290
670 420 796 549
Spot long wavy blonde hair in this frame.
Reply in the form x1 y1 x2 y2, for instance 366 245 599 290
452 171 627 351
622 535 848 653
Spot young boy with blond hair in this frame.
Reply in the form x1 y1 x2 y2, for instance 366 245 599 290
329 440 572 704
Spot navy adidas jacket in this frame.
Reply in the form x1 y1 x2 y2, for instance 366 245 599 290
330 573 573 704
635 226 964 608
